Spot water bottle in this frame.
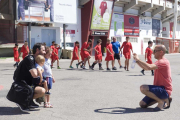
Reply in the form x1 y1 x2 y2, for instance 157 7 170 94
131 59 136 69
120 53 122 57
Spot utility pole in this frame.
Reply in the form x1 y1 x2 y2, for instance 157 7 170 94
63 24 66 49
172 0 178 53
28 22 31 54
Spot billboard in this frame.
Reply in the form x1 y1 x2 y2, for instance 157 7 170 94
90 0 114 30
139 17 152 36
124 15 139 37
16 0 77 24
152 19 160 37
111 13 124 37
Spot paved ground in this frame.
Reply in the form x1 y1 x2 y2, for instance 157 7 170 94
0 54 180 120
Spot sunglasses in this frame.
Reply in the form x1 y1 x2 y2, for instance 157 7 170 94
153 49 161 53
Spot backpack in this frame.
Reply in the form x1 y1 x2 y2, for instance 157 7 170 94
13 61 23 82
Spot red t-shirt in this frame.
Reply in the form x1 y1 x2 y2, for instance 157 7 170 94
54 47 60 56
73 46 78 56
154 58 172 96
13 47 19 58
20 45 29 59
94 44 102 57
106 43 113 56
100 1 107 17
145 47 153 60
121 42 132 54
81 42 89 55
50 45 55 56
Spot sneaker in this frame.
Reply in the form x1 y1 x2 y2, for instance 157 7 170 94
107 68 111 70
141 70 145 75
45 92 51 95
80 65 83 68
29 100 39 108
120 66 123 68
89 66 94 70
76 64 79 69
112 67 117 70
69 66 73 69
16 103 30 112
99 67 104 70
83 66 88 70
57 66 61 69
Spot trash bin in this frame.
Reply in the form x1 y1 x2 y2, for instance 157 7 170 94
62 49 68 59
67 50 72 59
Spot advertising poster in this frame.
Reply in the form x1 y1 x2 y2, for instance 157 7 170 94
170 22 174 38
124 15 139 37
16 0 77 24
111 13 124 36
139 17 152 36
90 0 114 30
152 19 161 37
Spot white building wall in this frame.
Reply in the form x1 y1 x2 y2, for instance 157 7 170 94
29 0 81 50
110 6 162 55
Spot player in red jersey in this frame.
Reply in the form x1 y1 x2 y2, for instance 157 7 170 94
90 39 103 70
20 41 29 59
13 43 20 67
120 37 133 71
52 44 61 69
141 41 154 76
105 38 116 70
70 41 80 68
50 41 56 68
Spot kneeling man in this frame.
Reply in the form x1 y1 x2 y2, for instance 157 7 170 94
133 45 172 111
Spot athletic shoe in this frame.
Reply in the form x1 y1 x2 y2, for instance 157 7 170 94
76 64 79 69
16 103 30 112
99 67 104 70
107 68 111 70
45 92 51 95
57 66 61 69
29 100 39 108
83 66 88 70
120 66 123 68
112 67 117 70
89 66 94 70
80 65 83 68
141 70 145 75
69 66 73 69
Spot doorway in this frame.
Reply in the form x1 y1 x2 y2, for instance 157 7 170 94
92 36 100 56
41 29 56 47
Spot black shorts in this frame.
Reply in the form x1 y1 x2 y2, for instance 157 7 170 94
114 53 120 60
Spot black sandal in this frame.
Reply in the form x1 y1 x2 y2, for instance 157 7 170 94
164 98 172 109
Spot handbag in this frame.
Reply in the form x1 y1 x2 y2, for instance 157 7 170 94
6 80 34 107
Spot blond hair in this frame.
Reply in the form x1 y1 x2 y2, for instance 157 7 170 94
107 38 111 41
35 55 45 64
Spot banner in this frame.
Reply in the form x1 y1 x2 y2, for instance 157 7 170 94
152 19 160 37
139 17 152 36
90 0 114 30
16 0 77 24
170 22 174 38
124 15 139 37
111 13 124 37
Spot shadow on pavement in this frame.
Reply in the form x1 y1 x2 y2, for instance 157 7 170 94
0 107 30 115
94 107 156 114
102 71 123 72
127 75 143 76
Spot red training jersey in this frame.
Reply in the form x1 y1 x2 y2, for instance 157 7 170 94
81 42 89 55
121 42 132 54
94 44 102 57
20 45 29 59
106 43 113 57
145 47 153 60
54 47 60 56
50 45 55 56
13 47 20 62
100 1 107 17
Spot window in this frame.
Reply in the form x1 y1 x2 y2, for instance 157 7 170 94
62 42 74 48
111 37 122 42
129 37 138 43
144 38 151 43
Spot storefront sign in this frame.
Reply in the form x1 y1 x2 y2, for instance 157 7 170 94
111 13 124 37
152 19 160 37
90 0 114 30
139 17 152 36
16 0 77 24
124 15 139 37
92 31 108 36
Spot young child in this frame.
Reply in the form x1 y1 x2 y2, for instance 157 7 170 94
50 41 55 68
141 41 154 76
20 41 29 60
43 47 55 108
34 55 49 96
105 38 116 70
52 44 61 69
13 43 20 67
120 37 133 71
90 39 103 70
70 41 80 68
